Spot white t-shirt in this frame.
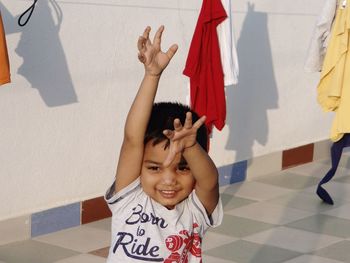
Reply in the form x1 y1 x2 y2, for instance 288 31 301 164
105 178 223 263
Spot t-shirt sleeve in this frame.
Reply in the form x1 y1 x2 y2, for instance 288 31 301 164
104 178 142 213
189 191 223 228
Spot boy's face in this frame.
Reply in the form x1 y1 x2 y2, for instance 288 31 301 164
140 140 195 209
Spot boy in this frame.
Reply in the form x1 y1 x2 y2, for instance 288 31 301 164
105 25 223 262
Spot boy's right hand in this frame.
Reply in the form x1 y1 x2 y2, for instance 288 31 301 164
137 26 178 77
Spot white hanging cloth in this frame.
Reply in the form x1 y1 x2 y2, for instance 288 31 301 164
217 0 239 85
304 0 337 72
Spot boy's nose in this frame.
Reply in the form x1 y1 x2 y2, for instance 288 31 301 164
162 170 176 185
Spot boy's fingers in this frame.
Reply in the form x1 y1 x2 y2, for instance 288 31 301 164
153 25 164 48
184 112 192 129
143 26 151 39
166 44 178 60
163 152 175 167
193 115 206 129
137 52 145 63
163 129 174 139
142 26 151 48
137 36 144 51
173 118 182 131
145 38 152 49
163 147 179 167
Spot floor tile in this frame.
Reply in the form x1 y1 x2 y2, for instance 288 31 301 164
286 214 350 238
322 203 350 220
204 240 301 263
89 247 109 258
313 140 332 161
3 157 350 262
221 193 257 211
33 225 111 253
54 254 107 263
282 254 344 263
226 202 313 225
202 255 238 263
0 240 79 263
334 175 350 184
202 231 237 251
0 216 30 246
246 151 282 180
303 181 350 202
254 171 320 190
209 214 275 238
84 218 111 232
243 226 341 253
221 181 295 201
288 162 350 179
268 192 346 213
319 151 350 169
313 240 350 263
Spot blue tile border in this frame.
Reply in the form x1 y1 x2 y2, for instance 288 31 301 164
218 160 248 186
31 203 81 237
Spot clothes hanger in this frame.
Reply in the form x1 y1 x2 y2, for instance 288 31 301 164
18 0 38 26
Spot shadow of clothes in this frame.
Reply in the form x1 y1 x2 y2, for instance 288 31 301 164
225 3 279 162
2 0 77 107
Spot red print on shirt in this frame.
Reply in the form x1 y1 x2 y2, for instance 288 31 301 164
164 223 202 263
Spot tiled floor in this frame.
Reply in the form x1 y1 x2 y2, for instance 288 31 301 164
2 155 350 263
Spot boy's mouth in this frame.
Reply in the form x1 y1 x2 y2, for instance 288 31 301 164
159 190 177 198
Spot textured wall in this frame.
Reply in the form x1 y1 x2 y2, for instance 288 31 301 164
0 0 332 220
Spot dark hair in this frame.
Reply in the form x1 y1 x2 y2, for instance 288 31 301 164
144 102 208 152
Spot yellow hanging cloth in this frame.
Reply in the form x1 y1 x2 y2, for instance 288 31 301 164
0 12 10 85
317 0 350 141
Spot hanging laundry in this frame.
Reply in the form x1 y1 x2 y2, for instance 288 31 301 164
315 0 350 204
0 11 10 85
217 0 239 85
183 0 227 134
304 0 337 72
317 0 350 142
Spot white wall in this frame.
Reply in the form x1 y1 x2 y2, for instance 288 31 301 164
0 0 333 220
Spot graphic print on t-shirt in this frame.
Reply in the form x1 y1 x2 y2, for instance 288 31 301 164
112 203 202 262
164 223 202 263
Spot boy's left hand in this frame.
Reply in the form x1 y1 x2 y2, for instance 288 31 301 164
162 112 206 167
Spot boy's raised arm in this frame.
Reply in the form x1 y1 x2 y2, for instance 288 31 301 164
184 143 219 215
114 26 178 193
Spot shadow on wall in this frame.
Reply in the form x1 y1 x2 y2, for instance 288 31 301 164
225 3 279 162
1 0 77 107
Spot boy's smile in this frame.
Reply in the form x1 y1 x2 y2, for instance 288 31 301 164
140 140 195 209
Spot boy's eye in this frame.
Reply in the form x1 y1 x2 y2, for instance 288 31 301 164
148 166 160 171
178 165 190 172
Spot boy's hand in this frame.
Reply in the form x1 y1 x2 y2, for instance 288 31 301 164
162 112 206 167
137 25 178 77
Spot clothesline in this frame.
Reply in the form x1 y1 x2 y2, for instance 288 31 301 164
15 0 322 17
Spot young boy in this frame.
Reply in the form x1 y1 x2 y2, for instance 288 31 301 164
105 25 223 262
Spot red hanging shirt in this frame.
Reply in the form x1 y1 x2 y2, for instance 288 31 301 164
0 12 10 85
183 0 227 134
